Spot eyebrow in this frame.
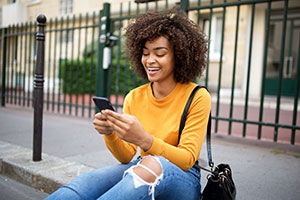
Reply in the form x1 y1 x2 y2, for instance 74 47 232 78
143 47 168 51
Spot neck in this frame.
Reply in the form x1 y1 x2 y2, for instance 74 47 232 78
151 80 177 99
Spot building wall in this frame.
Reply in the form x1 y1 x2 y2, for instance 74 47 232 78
195 5 255 97
246 5 266 98
1 0 281 99
0 0 182 25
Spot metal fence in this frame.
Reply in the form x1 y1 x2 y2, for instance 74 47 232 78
0 0 299 144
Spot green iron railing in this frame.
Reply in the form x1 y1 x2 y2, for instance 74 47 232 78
108 0 174 110
185 0 299 145
0 0 299 144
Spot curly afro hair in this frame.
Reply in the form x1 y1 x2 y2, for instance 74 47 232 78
124 9 208 83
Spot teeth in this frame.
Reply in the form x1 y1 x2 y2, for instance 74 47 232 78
148 68 160 71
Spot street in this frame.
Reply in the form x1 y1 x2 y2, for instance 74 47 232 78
0 174 49 200
1 106 300 199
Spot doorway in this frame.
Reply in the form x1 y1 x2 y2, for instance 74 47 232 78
265 8 300 97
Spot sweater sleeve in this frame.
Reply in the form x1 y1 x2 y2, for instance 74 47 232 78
103 93 137 164
144 88 211 171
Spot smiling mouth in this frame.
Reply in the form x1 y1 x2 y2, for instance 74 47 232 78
147 67 160 72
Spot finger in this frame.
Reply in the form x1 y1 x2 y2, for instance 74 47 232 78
105 113 130 132
105 115 123 130
104 115 132 139
93 118 113 133
94 125 113 135
93 118 110 128
94 112 107 120
103 110 131 124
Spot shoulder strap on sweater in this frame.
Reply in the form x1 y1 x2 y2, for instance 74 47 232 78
178 85 214 168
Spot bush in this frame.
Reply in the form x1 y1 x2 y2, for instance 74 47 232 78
110 55 145 95
59 58 96 95
59 56 145 96
60 38 146 96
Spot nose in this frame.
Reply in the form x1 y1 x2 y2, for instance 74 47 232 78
146 55 155 65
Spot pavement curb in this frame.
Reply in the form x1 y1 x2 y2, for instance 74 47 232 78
0 141 95 194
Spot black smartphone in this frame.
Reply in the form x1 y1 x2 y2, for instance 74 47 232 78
93 96 115 112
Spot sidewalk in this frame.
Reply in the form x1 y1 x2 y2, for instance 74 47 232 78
0 106 300 199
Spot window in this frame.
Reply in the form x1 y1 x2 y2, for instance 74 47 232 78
268 23 275 48
214 15 223 53
60 0 73 15
203 13 223 60
28 0 41 3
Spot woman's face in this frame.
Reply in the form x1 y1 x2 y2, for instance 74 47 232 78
141 36 175 84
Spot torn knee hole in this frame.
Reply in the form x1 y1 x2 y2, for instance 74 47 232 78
133 157 162 183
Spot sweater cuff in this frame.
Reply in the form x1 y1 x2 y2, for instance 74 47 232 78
145 137 164 155
103 132 118 142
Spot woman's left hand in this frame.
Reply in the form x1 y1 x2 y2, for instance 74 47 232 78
101 109 153 151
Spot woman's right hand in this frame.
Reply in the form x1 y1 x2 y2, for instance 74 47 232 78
93 112 113 135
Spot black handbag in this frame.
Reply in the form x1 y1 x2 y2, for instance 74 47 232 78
179 85 236 200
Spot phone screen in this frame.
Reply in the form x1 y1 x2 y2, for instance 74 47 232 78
93 97 115 111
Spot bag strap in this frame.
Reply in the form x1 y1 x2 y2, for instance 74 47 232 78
178 85 214 168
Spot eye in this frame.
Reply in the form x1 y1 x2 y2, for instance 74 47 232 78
155 50 167 57
142 53 149 56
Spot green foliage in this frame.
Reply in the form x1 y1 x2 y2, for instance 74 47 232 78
109 46 145 95
59 58 96 95
59 39 145 95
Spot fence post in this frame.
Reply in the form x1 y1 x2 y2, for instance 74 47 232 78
1 28 7 107
33 14 46 162
95 3 111 99
180 0 189 12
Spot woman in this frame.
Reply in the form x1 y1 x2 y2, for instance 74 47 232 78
46 9 210 200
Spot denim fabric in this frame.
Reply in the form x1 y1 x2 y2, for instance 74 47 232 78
45 156 201 200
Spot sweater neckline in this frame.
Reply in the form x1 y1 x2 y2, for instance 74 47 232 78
147 82 182 104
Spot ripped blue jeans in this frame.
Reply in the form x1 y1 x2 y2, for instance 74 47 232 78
45 156 201 200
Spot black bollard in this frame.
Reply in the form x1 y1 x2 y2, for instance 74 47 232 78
33 14 46 161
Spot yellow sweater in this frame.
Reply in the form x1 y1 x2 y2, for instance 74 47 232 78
103 82 211 171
